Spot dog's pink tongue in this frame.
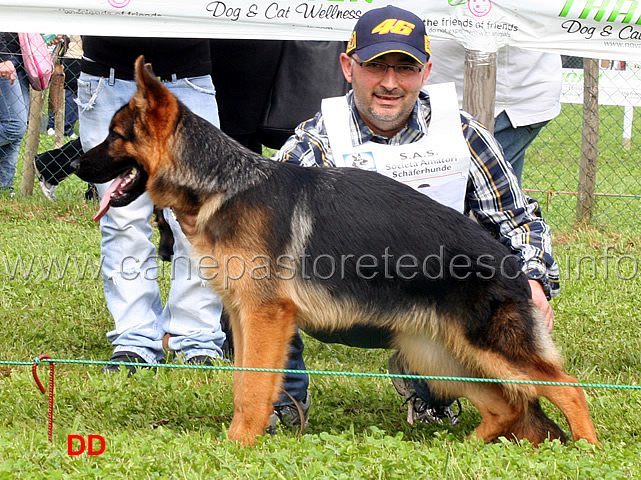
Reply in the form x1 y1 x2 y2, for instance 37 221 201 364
94 174 125 222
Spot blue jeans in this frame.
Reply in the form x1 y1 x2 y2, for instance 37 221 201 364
493 111 550 186
276 330 309 405
0 62 29 189
77 70 225 363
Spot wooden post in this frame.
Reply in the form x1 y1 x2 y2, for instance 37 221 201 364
50 63 66 148
19 87 46 196
576 58 599 225
463 49 497 133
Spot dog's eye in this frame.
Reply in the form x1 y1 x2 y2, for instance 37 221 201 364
109 130 126 142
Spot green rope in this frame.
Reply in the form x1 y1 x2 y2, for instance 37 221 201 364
2 357 638 390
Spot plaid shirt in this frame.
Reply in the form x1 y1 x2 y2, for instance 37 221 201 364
273 90 560 297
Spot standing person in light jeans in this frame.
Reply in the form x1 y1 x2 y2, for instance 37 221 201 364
426 41 562 185
77 37 227 372
0 32 30 196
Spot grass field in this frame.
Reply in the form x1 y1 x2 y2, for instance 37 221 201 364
1 195 640 478
1 103 641 478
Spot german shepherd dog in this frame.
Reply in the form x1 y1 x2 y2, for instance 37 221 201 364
72 57 598 447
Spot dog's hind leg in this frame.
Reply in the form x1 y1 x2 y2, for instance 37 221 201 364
531 370 599 444
461 383 525 443
461 359 575 445
429 373 569 445
395 335 524 444
227 298 298 446
470 355 597 444
504 399 567 445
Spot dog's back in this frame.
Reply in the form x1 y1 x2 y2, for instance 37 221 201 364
203 159 535 343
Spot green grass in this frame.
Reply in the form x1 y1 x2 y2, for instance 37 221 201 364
1 196 641 479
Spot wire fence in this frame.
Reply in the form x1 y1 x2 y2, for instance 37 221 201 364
4 49 641 233
522 56 641 232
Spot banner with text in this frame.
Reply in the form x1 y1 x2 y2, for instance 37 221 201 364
1 1 640 60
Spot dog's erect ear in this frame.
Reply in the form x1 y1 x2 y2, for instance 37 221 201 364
133 55 163 108
132 55 178 133
135 55 155 77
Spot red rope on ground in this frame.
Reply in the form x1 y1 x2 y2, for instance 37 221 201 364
523 188 641 198
521 189 641 213
32 355 54 443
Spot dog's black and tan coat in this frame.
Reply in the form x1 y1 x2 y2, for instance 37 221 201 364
72 57 598 446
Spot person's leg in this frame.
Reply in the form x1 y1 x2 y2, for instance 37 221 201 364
0 67 29 190
227 133 263 154
35 137 83 186
77 72 165 364
267 330 310 432
275 331 309 405
493 112 549 186
63 57 80 137
161 209 226 361
159 75 226 361
99 191 166 364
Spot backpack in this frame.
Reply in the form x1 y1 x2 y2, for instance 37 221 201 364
18 33 54 91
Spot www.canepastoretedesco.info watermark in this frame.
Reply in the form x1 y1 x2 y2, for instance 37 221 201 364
3 248 520 284
1 246 639 284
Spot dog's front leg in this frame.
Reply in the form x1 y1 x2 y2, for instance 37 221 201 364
227 298 298 446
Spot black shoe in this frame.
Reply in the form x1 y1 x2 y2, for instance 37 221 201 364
388 352 461 426
85 183 98 201
186 355 217 366
102 352 150 376
266 394 311 434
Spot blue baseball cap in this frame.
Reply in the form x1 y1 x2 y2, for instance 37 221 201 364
346 5 431 65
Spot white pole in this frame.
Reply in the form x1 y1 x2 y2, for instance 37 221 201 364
623 103 633 151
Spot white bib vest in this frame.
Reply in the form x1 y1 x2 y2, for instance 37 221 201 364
322 83 470 213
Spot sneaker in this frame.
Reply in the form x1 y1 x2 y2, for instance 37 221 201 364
388 352 461 426
102 351 150 376
47 128 56 136
266 394 310 434
0 187 15 198
34 160 56 201
66 132 78 140
38 180 57 201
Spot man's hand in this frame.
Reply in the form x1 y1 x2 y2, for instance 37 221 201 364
173 209 198 236
528 279 554 331
47 34 67 47
0 60 17 84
